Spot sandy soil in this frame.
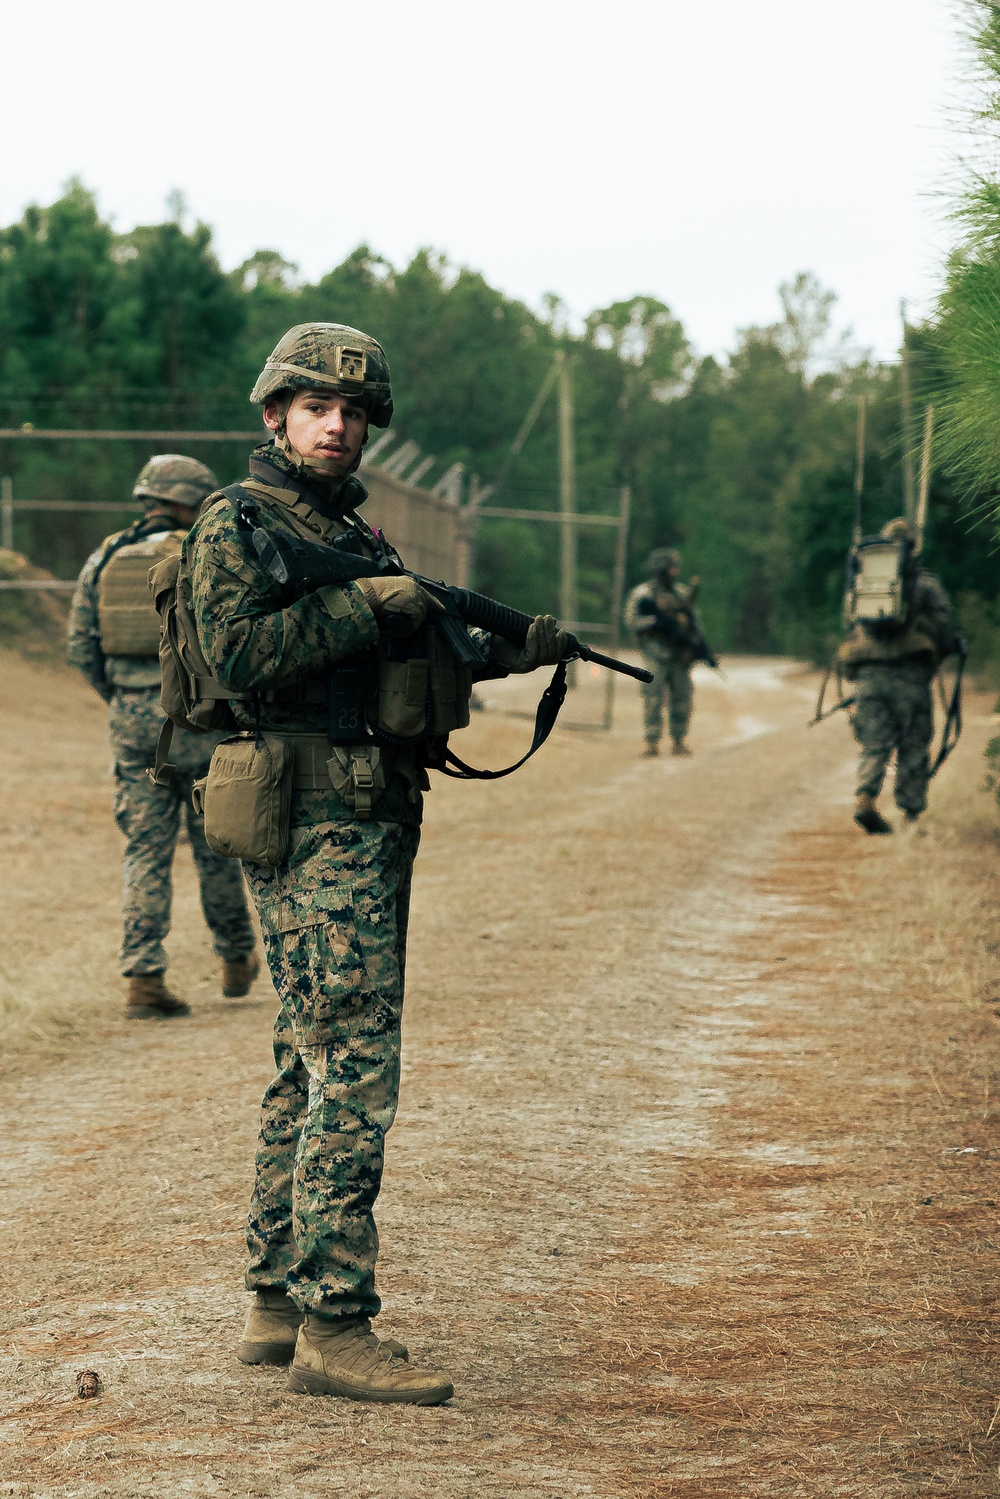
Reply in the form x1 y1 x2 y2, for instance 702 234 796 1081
0 651 997 1497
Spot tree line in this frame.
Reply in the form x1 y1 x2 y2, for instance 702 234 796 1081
0 179 993 667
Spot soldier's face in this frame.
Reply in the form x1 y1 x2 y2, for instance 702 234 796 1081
264 389 368 474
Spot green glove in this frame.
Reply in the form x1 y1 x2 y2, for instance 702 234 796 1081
491 614 568 673
355 576 441 637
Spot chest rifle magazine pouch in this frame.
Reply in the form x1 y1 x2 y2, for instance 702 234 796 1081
378 655 430 739
201 732 294 866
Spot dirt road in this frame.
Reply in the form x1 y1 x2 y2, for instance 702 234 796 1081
1 654 997 1497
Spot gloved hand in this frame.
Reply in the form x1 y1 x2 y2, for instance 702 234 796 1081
355 575 441 637
491 614 569 673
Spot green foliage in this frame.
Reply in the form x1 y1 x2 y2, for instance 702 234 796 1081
0 184 985 669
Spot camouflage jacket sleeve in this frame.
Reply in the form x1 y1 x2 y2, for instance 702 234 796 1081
183 497 381 692
913 571 959 657
624 582 656 634
66 543 112 699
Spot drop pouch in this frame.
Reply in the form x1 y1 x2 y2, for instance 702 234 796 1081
195 732 294 865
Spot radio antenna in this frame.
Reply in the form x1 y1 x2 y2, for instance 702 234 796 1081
852 396 866 546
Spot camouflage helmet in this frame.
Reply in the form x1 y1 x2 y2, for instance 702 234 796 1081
249 322 393 428
133 454 218 508
646 546 681 575
880 517 916 544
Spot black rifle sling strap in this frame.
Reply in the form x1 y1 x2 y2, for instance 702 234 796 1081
930 650 966 777
436 663 569 780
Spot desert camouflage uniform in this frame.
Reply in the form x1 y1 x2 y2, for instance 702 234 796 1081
840 570 958 816
68 514 255 975
183 443 457 1318
624 578 697 745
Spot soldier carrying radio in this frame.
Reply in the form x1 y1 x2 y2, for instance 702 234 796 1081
837 516 963 835
67 456 258 1017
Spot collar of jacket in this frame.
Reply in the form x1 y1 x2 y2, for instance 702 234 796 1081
248 444 369 523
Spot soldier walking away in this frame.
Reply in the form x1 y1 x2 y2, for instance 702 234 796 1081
67 456 258 1018
625 547 702 757
179 323 570 1405
838 518 962 835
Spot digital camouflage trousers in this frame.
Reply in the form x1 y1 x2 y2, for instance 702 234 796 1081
109 689 254 975
640 651 693 745
242 814 421 1318
849 662 935 814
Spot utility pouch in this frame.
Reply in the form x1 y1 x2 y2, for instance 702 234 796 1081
326 744 386 820
378 657 429 739
200 732 294 865
428 629 473 734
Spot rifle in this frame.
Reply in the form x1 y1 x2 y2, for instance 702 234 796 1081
634 596 719 670
249 519 654 684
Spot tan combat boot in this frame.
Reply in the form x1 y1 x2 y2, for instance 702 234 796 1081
125 973 191 1019
642 741 660 758
237 1289 303 1365
287 1314 451 1405
222 953 260 998
671 740 692 756
237 1292 408 1367
853 794 893 835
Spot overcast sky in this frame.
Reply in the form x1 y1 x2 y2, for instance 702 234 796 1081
1 0 973 363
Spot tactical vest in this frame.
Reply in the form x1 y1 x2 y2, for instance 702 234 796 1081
151 480 473 783
97 526 187 657
229 478 474 743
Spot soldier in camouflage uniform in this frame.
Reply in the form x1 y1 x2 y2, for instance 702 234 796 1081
838 518 961 834
67 456 258 1017
624 547 701 756
181 323 568 1404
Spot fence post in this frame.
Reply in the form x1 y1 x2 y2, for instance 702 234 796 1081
602 486 631 731
1 477 12 553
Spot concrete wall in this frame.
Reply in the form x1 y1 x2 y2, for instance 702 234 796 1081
358 464 460 582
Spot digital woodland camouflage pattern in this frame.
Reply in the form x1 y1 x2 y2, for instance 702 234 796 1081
110 690 254 974
243 819 419 1315
624 578 698 745
850 663 936 814
182 448 429 1318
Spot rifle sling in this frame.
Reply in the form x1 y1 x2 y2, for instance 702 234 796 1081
437 663 568 781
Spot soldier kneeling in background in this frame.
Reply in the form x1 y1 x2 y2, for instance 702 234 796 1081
68 455 258 1017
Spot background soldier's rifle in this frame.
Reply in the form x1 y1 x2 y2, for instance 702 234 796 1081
633 596 720 669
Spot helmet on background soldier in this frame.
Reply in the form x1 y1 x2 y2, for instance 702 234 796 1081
879 517 916 545
249 323 394 428
133 454 218 511
646 547 681 576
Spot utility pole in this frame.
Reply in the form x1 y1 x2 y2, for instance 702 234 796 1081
900 299 916 524
1 477 12 553
557 349 578 687
915 405 934 554
852 397 866 545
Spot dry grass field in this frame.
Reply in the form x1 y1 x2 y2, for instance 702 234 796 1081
0 647 998 1497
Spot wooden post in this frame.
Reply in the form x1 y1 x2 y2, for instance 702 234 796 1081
915 405 934 553
1 477 12 553
557 350 578 688
900 300 916 524
602 486 632 731
852 397 866 545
